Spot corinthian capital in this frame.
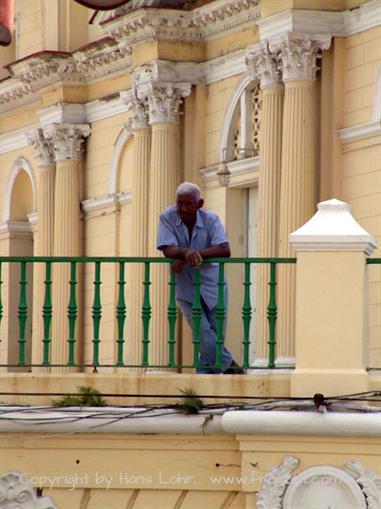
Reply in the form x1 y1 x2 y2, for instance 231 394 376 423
139 82 192 125
26 128 55 166
246 42 281 88
277 34 331 82
44 123 91 161
120 89 149 130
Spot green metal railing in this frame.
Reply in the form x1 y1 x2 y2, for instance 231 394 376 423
0 256 296 372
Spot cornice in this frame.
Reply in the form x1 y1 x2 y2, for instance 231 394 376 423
344 0 381 37
101 0 260 44
338 120 381 144
257 9 344 41
0 123 39 154
258 2 381 42
38 103 87 128
203 49 248 85
0 45 132 114
86 95 130 123
81 192 132 213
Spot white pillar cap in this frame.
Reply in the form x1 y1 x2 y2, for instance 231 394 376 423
289 199 377 254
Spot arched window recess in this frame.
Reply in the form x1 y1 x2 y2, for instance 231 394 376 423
217 75 261 188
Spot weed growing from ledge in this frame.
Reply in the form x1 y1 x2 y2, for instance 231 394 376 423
52 386 107 407
175 387 204 414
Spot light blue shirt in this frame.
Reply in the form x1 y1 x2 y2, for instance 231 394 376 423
157 205 228 310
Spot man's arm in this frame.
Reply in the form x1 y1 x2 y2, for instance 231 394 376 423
162 245 203 268
199 242 230 259
162 242 231 270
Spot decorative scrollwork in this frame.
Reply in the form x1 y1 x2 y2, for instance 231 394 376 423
256 456 300 509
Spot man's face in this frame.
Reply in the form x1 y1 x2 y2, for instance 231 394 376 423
176 192 203 225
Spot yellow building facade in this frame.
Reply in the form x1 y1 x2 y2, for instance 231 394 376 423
1 0 381 507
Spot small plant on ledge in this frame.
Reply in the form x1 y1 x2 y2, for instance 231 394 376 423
52 386 107 407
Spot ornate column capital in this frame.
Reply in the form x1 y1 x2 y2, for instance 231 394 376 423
245 42 282 88
276 33 331 82
26 128 55 166
138 82 192 125
120 89 149 130
44 123 90 161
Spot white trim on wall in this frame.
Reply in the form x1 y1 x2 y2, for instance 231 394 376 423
3 157 37 223
218 73 255 162
108 125 133 195
0 124 39 155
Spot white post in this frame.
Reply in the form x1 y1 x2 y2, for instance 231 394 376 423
289 199 376 397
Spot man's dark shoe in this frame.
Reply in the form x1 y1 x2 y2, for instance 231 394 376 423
223 360 245 375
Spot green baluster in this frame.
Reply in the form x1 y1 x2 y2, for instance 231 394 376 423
116 261 126 366
67 261 77 366
191 267 201 369
267 262 277 369
92 261 102 367
167 267 177 368
42 261 52 366
17 261 27 366
215 262 226 370
141 261 151 367
242 261 252 369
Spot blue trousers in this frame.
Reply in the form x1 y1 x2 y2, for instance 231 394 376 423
177 298 233 374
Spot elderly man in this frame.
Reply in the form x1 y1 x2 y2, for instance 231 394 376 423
157 181 244 374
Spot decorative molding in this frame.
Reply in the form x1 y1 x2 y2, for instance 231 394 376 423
25 128 55 166
203 49 248 85
0 220 32 234
218 73 254 162
276 33 331 82
0 46 132 114
344 0 381 37
86 95 130 124
0 123 39 154
3 156 37 223
38 103 87 129
120 89 149 129
257 9 344 41
283 465 367 509
117 190 133 206
72 37 132 82
200 156 259 190
137 82 191 125
221 410 381 436
0 471 56 509
102 0 260 45
289 199 377 255
246 42 281 88
27 211 38 226
258 3 381 43
256 456 300 509
109 124 133 194
81 191 132 213
0 77 37 111
338 120 381 144
345 459 381 509
44 123 91 161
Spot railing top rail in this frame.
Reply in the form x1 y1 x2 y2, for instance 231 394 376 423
367 258 381 264
0 256 297 263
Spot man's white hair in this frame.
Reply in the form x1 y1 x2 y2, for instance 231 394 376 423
176 181 201 201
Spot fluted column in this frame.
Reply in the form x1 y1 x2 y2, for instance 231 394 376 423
246 44 284 366
125 93 151 368
27 129 55 369
276 34 331 365
46 123 90 370
141 82 191 369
